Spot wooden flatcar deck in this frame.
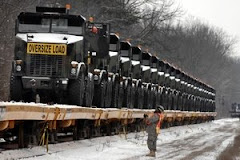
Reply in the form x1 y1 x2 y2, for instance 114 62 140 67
0 102 217 131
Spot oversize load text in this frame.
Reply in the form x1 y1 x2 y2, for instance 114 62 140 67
27 43 67 55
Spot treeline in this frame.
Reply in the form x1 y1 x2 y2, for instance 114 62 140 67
0 0 238 117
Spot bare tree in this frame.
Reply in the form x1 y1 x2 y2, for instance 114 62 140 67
0 0 57 100
147 19 237 117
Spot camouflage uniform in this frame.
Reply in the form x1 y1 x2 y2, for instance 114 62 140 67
145 113 159 151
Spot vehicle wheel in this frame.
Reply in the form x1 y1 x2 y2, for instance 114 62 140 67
130 83 136 109
136 86 144 109
152 87 158 109
84 74 94 107
111 80 119 108
143 86 150 109
105 78 113 108
117 81 124 108
123 80 132 108
10 72 23 101
95 78 107 108
68 73 85 106
172 95 177 110
155 88 160 107
148 87 155 109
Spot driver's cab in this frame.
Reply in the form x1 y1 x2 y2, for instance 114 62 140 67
13 6 86 91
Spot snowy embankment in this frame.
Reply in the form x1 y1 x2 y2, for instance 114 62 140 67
1 118 239 160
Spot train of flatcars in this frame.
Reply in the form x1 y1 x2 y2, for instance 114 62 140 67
0 5 216 148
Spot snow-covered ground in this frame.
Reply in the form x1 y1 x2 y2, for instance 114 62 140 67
1 118 240 160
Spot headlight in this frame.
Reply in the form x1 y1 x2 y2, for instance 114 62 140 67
71 68 77 75
16 65 21 72
94 75 99 80
62 80 68 85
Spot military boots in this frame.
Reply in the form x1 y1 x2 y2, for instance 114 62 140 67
146 150 156 157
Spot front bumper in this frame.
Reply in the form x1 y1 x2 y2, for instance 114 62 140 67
22 76 68 90
231 112 240 117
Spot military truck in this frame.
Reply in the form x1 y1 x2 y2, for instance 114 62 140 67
230 103 240 118
149 55 160 109
108 33 121 108
140 51 152 109
10 6 110 106
131 46 143 109
119 41 134 108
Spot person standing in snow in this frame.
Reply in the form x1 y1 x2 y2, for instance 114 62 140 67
144 105 164 157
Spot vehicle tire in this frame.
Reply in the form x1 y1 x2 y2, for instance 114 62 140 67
105 78 113 108
111 80 119 108
143 85 150 109
97 78 107 108
155 87 161 107
151 87 158 109
10 72 23 101
117 81 124 108
68 73 85 106
131 83 136 109
148 87 156 109
123 80 132 108
136 86 144 109
84 73 94 107
130 83 136 108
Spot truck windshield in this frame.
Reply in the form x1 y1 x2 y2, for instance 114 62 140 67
18 13 84 35
142 60 150 66
152 63 157 68
132 54 139 60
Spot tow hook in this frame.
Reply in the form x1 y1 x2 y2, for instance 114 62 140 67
30 79 36 87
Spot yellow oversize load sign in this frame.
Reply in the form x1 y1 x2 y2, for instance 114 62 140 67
27 43 67 56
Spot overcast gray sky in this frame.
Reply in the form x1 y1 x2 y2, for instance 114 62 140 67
177 0 240 56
